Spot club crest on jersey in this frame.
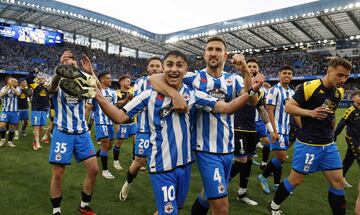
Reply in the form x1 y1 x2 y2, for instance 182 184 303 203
225 78 234 85
55 153 62 161
182 93 190 102
164 202 174 214
208 89 227 101
160 105 173 118
218 182 226 194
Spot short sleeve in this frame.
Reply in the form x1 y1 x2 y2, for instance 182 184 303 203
234 74 244 95
194 90 217 112
266 87 279 106
291 84 306 106
183 71 197 86
133 77 145 96
123 90 151 119
113 91 118 104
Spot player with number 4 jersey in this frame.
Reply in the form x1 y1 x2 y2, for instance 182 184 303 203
94 51 260 215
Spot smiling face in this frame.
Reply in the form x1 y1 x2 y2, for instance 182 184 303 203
101 74 112 88
119 77 131 90
204 40 227 70
279 69 293 85
163 55 188 90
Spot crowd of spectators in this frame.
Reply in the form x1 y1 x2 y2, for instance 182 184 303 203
0 38 147 79
1 37 360 80
189 51 360 76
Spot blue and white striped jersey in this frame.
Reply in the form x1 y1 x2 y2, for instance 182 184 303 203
266 83 295 135
134 76 152 96
124 84 217 173
1 86 20 112
91 88 117 125
183 70 244 154
53 88 88 134
133 76 152 133
255 87 268 122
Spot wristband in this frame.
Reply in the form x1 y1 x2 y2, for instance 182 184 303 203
266 122 274 133
247 88 258 97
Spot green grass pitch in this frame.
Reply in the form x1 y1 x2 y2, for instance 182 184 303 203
0 108 358 214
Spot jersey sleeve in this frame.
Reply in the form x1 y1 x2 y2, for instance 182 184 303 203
123 90 151 119
291 84 306 106
183 71 197 86
133 77 144 96
256 90 265 107
234 74 244 95
194 89 217 112
266 87 279 106
113 90 118 105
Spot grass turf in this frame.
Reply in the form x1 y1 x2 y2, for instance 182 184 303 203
0 108 358 215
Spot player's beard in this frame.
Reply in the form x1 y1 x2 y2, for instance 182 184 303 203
207 59 223 70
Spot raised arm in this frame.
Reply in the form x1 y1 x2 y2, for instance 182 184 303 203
10 86 21 96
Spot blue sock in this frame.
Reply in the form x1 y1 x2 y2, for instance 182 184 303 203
283 178 295 193
271 157 282 168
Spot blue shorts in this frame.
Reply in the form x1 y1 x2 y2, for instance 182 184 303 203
18 109 29 121
95 124 114 141
134 132 151 157
270 134 289 151
0 111 19 124
292 140 342 175
256 120 268 138
49 127 96 165
195 152 233 199
116 123 137 139
31 110 47 126
150 164 192 215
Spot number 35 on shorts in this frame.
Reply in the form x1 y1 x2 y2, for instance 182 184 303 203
54 142 67 154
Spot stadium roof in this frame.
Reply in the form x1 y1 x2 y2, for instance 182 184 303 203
0 0 360 56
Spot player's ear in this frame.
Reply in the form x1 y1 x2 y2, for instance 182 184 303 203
224 51 228 59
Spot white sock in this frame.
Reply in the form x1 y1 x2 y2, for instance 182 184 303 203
15 130 19 136
238 188 247 195
261 161 267 166
114 160 119 164
270 201 280 210
53 207 61 214
80 201 89 208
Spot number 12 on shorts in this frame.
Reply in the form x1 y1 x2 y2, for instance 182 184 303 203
304 153 314 172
